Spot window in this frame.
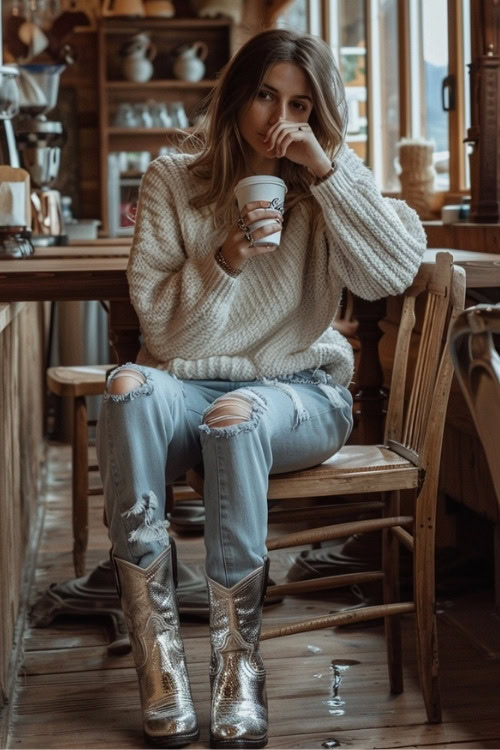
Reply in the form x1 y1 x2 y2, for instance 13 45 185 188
328 0 368 162
278 0 472 194
276 0 309 32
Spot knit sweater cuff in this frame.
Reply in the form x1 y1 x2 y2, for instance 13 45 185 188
309 146 363 200
194 250 241 292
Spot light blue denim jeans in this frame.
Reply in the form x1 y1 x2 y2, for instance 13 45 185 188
96 364 353 587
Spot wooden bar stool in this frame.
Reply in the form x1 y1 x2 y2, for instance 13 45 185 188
47 365 113 577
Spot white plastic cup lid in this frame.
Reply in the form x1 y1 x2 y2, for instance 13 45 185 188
234 175 287 192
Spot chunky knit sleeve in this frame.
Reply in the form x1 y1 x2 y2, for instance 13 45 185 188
127 157 239 364
310 145 427 300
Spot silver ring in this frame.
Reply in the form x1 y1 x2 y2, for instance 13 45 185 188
237 217 248 232
244 230 255 247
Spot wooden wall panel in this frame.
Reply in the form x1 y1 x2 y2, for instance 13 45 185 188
0 303 45 714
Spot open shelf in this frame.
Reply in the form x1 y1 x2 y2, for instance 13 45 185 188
105 79 218 89
98 16 233 234
100 17 231 31
107 127 192 135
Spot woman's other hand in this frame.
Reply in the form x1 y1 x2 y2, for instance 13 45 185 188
264 119 331 178
220 200 283 271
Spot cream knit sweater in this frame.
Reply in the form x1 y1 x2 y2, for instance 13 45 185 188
128 146 426 386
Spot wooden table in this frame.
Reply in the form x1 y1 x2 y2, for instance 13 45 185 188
0 245 140 365
1 245 499 439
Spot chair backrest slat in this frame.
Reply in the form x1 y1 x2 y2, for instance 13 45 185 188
384 252 466 469
384 296 416 443
406 293 448 453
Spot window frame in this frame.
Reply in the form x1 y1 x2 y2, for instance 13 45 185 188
317 0 472 194
397 0 470 194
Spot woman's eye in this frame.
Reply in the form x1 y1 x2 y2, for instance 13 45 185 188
257 90 273 100
291 101 306 112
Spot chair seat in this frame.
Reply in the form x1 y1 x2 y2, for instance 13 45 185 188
268 444 418 498
268 445 419 499
187 444 418 501
47 365 112 397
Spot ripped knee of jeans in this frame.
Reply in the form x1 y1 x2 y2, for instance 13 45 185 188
200 388 267 438
104 363 152 402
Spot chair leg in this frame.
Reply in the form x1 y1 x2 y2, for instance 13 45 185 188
414 502 442 724
72 395 89 578
383 490 403 694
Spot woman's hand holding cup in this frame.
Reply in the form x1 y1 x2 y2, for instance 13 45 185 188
220 200 283 271
220 174 287 271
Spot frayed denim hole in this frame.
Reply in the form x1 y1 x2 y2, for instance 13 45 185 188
104 380 152 403
199 391 267 439
310 367 332 385
317 382 346 409
104 361 147 387
263 379 309 428
103 365 153 403
277 370 333 387
121 490 170 546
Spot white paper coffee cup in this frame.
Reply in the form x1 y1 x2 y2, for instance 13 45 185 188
234 175 287 246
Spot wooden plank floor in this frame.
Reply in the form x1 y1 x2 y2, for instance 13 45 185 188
7 444 500 749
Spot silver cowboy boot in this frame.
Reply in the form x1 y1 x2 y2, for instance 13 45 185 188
207 560 269 749
113 542 199 748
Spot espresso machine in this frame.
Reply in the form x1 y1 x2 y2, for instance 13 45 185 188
14 63 67 245
0 64 34 257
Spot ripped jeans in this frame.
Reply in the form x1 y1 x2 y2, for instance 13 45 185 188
96 365 353 587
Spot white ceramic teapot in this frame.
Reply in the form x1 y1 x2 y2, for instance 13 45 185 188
173 41 208 82
120 33 157 83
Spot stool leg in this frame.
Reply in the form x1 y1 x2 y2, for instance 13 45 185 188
73 395 89 578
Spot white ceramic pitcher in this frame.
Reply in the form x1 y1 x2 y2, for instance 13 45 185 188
120 33 157 83
173 41 208 82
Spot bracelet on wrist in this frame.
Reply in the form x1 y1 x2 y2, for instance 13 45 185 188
315 161 336 185
215 246 243 277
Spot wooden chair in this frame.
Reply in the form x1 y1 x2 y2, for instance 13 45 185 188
186 251 466 724
47 365 111 577
449 303 500 607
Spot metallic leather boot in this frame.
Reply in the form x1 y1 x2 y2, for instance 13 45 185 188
207 560 269 749
113 543 199 748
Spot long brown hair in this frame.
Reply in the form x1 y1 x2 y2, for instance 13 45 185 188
185 28 348 227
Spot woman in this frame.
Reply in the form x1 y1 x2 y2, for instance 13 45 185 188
97 28 426 749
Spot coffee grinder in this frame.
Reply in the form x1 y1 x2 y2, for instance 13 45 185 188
14 63 67 246
0 64 33 257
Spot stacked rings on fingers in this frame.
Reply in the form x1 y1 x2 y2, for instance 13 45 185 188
244 231 255 247
237 217 248 232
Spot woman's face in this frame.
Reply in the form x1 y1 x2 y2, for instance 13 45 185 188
237 62 313 172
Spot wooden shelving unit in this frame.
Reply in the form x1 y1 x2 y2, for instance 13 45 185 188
104 79 218 89
98 16 233 234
